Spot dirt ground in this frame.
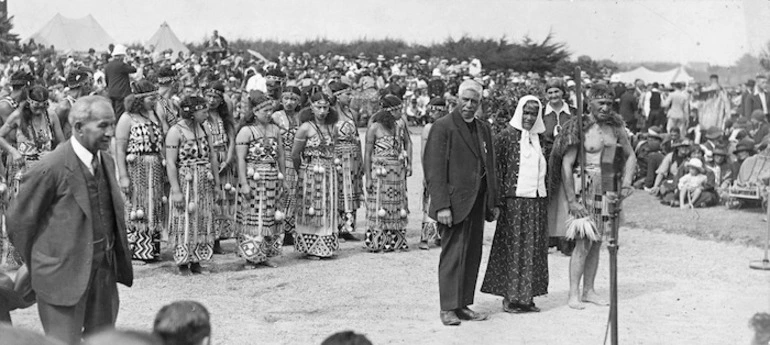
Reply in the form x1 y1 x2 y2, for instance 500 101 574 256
9 130 770 344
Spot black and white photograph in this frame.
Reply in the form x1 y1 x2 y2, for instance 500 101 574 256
0 0 769 344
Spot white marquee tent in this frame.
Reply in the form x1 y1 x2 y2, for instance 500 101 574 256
29 13 114 52
145 22 189 56
611 66 694 85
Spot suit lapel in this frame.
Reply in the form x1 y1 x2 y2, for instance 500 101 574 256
101 153 125 227
63 140 93 222
452 110 480 158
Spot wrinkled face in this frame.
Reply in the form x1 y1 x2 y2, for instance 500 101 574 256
74 103 115 152
546 87 564 104
459 89 481 120
589 98 613 121
281 93 300 111
521 102 539 130
758 78 768 91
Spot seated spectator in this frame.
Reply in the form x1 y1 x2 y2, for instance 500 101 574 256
634 126 665 189
750 109 770 143
0 324 64 345
732 138 756 181
700 127 725 163
321 331 373 345
650 139 691 202
670 146 718 208
678 158 708 208
84 330 163 345
153 301 211 345
685 108 700 143
707 146 733 201
661 127 681 154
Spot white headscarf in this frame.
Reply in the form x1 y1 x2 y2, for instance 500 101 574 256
509 95 547 198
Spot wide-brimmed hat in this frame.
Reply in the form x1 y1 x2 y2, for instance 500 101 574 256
685 158 705 173
704 127 723 140
734 138 756 154
111 44 127 57
647 126 664 140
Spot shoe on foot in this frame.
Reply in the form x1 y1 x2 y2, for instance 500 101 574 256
260 260 278 268
418 242 429 250
440 310 461 326
455 307 488 321
177 264 192 276
340 232 361 242
190 263 210 275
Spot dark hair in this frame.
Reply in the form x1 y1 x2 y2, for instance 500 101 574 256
20 86 50 142
206 89 235 138
125 79 157 115
298 92 337 125
237 91 274 133
670 127 681 134
371 109 398 131
153 301 211 345
321 331 373 345
710 74 719 80
179 95 207 121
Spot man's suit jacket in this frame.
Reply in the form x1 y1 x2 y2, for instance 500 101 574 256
743 91 770 118
8 140 133 306
423 109 497 224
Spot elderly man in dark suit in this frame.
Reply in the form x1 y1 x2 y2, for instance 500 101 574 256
8 96 133 344
423 80 499 326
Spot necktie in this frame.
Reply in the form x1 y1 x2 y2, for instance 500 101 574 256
91 155 99 176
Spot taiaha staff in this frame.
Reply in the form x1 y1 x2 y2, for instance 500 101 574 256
575 67 586 202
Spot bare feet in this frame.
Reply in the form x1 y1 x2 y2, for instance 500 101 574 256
582 291 609 306
568 297 585 310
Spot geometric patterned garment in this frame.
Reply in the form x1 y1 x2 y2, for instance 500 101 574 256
206 115 237 239
235 126 284 264
420 186 440 246
334 114 363 234
364 121 409 252
293 124 340 257
168 124 215 265
3 110 55 269
273 110 299 237
0 97 19 269
125 117 166 261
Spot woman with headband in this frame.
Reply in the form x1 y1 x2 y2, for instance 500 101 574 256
271 86 303 245
155 66 181 131
329 81 363 241
166 95 220 275
363 94 412 252
204 81 237 252
115 80 166 262
234 91 287 268
292 92 340 260
0 85 64 269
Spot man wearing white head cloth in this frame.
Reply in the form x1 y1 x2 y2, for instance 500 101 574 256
423 79 499 326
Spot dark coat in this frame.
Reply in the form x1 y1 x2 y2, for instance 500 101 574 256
743 91 770 118
423 108 498 223
8 140 133 306
104 59 136 99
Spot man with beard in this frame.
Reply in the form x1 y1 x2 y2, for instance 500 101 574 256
56 69 93 139
423 80 499 325
550 83 636 310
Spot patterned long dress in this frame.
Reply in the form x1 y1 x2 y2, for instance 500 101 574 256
168 126 215 265
235 126 284 263
294 124 339 257
124 116 166 261
1 113 54 269
273 110 299 237
480 127 549 305
365 122 409 252
207 115 236 238
334 112 363 234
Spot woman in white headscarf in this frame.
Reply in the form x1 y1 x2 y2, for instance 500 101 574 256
480 95 549 313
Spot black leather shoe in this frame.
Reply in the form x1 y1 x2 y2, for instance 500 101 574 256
177 264 192 276
456 307 489 321
440 311 461 326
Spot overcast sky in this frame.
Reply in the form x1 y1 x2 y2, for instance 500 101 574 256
9 0 770 65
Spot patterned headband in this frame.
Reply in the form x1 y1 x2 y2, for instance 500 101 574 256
333 88 351 96
281 91 301 99
157 76 176 84
205 88 224 97
253 100 275 112
383 105 401 113
265 75 285 82
134 90 157 98
181 103 207 112
428 105 446 111
312 99 330 106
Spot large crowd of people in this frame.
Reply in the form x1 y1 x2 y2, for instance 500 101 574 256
0 29 767 343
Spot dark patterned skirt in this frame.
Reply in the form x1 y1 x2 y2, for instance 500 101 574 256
365 156 408 252
235 162 283 263
125 154 166 261
481 197 549 304
168 163 215 265
294 157 339 257
213 146 237 239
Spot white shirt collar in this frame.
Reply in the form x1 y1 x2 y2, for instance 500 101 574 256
755 87 766 96
545 102 570 116
71 138 100 173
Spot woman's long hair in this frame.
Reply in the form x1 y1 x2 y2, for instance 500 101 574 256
124 79 157 115
371 109 396 132
19 86 49 141
208 92 235 138
236 91 274 134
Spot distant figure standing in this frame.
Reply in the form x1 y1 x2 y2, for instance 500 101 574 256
104 44 136 119
8 96 134 344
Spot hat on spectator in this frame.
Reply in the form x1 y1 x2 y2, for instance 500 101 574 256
567 80 576 87
671 139 692 149
428 97 447 111
647 126 663 140
734 138 756 154
111 44 127 57
9 70 34 87
751 109 767 122
377 55 385 61
66 70 90 88
156 66 177 85
704 127 723 140
685 158 705 173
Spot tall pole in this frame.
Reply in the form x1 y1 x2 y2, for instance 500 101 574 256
575 67 586 197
